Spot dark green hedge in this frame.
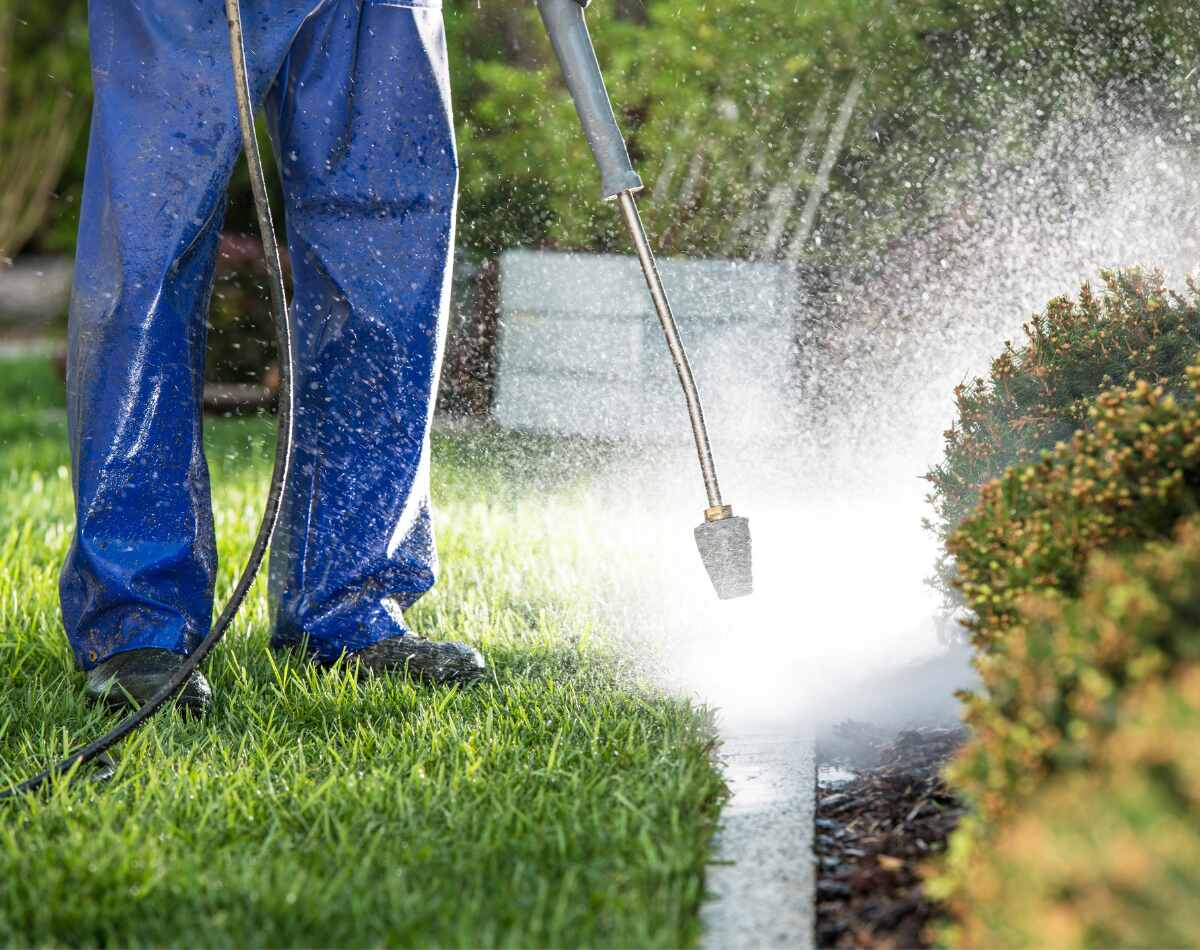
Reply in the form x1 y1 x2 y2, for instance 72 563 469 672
930 337 1200 944
925 270 1200 605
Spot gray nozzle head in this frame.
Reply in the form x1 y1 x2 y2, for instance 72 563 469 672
694 515 753 600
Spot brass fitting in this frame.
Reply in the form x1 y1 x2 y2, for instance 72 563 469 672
705 504 734 522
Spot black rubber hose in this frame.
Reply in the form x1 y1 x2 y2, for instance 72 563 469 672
0 0 295 800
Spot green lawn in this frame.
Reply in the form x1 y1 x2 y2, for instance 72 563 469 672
0 357 725 948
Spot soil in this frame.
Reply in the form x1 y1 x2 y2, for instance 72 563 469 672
814 721 968 948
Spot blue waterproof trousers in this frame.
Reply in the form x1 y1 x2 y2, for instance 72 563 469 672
62 0 457 669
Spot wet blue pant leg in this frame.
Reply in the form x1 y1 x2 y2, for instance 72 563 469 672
61 1 319 669
266 0 458 661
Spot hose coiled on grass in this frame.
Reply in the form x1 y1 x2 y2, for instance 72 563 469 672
0 0 295 799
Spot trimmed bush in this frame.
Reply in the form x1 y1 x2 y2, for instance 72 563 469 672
968 668 1200 948
930 302 1200 942
925 269 1200 602
934 519 1200 946
950 373 1200 646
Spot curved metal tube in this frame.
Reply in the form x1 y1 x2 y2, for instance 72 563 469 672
617 191 724 511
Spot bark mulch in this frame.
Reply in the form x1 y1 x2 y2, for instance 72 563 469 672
814 721 968 948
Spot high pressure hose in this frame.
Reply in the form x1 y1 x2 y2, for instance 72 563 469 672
0 0 295 799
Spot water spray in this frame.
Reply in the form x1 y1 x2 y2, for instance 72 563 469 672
536 0 753 600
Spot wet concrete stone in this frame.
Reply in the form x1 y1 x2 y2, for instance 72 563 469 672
493 249 797 444
701 729 815 950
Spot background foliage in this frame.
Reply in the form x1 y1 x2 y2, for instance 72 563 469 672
0 0 88 258
11 0 1200 263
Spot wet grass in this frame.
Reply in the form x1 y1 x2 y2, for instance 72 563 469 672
0 357 725 948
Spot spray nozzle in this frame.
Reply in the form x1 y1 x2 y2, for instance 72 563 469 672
694 507 753 600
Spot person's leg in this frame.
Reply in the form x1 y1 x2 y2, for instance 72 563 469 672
265 0 459 661
61 0 316 672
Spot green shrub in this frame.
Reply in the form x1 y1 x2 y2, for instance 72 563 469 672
930 327 1200 943
950 495 1200 814
933 520 1200 946
950 372 1200 646
925 270 1200 603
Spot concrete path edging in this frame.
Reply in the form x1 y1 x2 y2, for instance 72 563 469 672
701 729 816 949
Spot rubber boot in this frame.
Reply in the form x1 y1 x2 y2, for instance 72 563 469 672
347 636 487 687
84 649 212 717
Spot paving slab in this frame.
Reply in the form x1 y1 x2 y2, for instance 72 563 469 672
701 729 815 950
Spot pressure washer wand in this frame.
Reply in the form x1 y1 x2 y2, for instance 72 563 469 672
535 0 752 599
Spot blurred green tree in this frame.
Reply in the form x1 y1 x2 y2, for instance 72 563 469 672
12 0 1200 262
0 0 89 258
448 0 953 259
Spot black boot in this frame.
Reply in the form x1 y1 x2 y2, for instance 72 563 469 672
349 635 488 687
84 648 212 716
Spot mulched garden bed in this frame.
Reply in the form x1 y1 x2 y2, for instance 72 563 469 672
814 721 968 948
